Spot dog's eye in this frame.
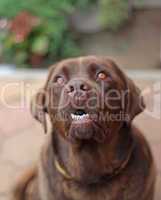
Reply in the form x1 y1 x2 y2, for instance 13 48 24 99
55 76 65 85
97 72 107 80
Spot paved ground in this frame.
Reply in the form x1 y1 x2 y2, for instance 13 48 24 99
0 77 160 200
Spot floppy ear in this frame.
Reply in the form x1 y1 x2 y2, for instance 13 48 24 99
30 89 48 133
30 64 57 133
125 77 146 122
103 57 145 122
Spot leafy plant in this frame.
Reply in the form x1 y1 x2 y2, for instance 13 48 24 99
0 0 93 67
0 0 130 67
99 0 130 31
0 0 94 19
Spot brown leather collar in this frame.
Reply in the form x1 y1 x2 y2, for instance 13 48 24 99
54 158 72 180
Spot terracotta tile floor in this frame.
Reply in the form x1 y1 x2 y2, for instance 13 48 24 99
0 78 160 200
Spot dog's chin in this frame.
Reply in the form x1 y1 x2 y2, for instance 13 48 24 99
57 108 108 143
68 120 106 143
69 121 94 141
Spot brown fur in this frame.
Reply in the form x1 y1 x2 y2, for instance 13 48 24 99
12 56 156 200
12 166 38 200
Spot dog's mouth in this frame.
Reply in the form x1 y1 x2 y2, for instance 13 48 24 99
68 109 93 141
58 108 107 142
68 109 107 142
70 109 92 124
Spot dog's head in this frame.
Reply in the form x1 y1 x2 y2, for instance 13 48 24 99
31 56 145 143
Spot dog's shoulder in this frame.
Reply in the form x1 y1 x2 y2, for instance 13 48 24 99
131 125 154 163
11 165 39 200
127 125 156 199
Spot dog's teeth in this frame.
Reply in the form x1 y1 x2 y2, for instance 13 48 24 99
71 113 90 121
71 114 75 119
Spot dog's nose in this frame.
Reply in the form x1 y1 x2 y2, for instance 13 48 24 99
67 80 91 94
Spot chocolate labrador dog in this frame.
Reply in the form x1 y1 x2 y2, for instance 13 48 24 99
12 56 156 200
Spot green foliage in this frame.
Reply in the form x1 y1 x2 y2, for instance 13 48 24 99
0 0 130 67
0 0 94 19
0 0 94 67
99 0 129 31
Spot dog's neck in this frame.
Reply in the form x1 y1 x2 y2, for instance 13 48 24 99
51 123 134 184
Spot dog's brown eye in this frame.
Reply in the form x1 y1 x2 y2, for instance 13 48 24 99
97 72 107 80
56 76 64 85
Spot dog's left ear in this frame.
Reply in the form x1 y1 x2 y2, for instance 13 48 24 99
30 89 48 133
125 77 146 122
103 57 145 122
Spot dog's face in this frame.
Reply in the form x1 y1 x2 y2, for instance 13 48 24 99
31 56 145 143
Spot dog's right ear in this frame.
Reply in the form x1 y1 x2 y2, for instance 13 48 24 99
30 89 48 133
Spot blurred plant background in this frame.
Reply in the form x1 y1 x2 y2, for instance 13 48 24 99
0 0 160 69
0 0 91 67
100 0 130 30
0 0 131 67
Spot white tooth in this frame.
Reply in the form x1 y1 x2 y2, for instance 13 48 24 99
71 114 90 121
71 114 77 120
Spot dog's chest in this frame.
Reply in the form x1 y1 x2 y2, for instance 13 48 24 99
61 175 143 200
62 182 116 200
